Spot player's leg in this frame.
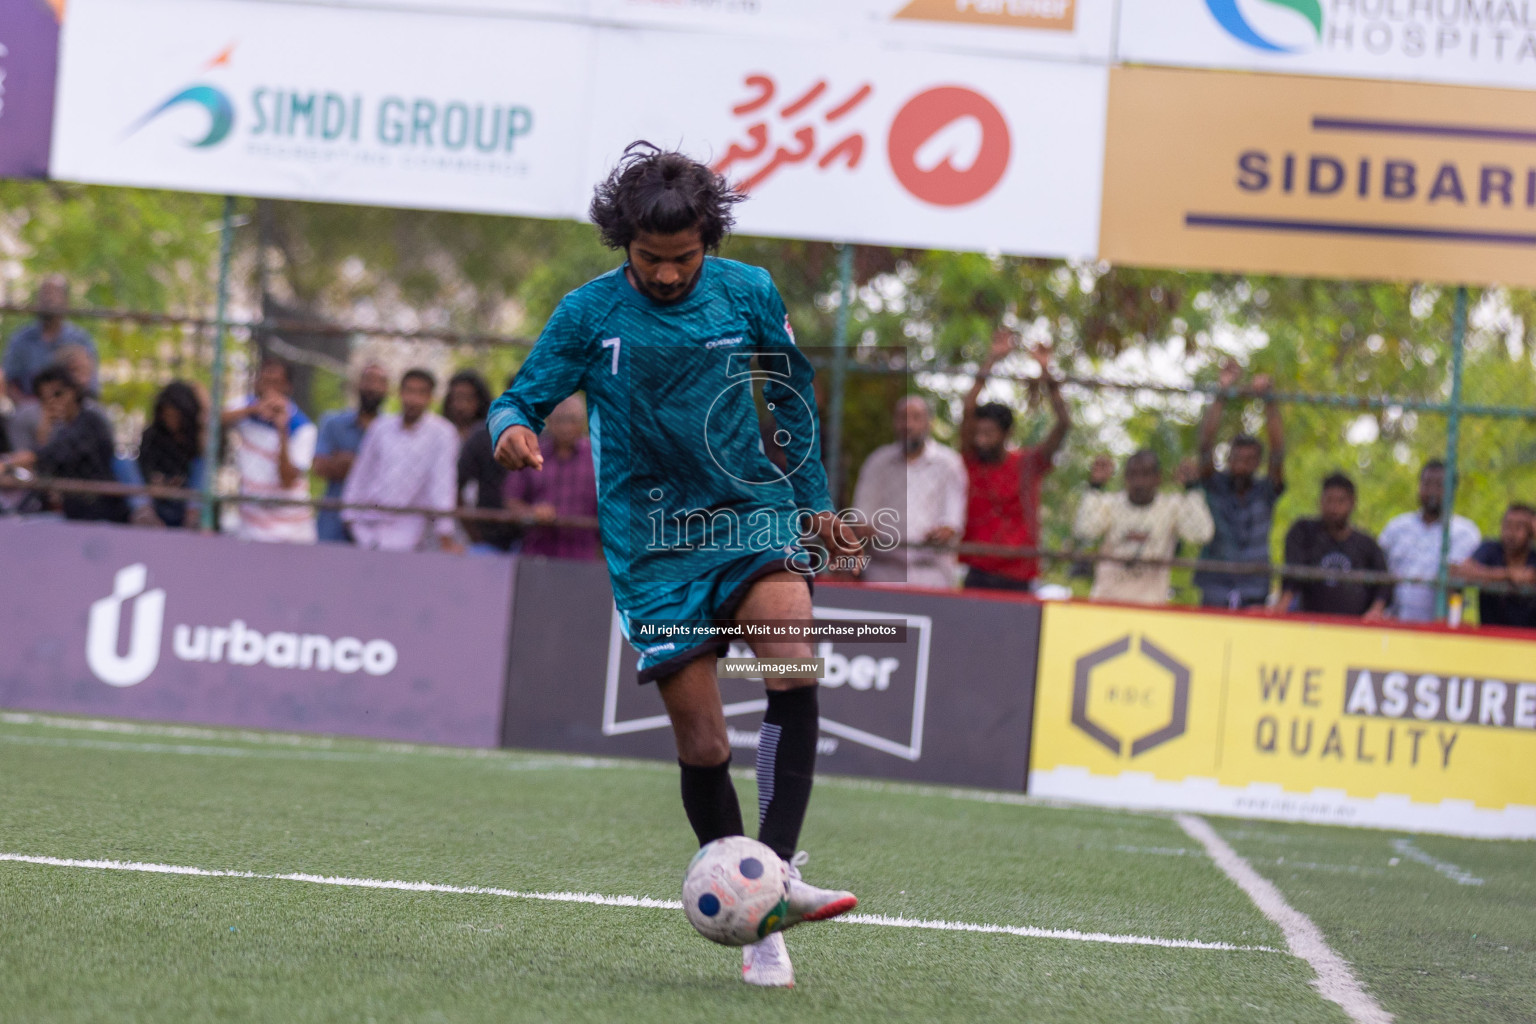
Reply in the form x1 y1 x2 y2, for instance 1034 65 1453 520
734 571 856 928
733 571 819 861
657 654 743 847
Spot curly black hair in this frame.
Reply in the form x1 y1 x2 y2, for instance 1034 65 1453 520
589 141 746 252
444 369 492 422
975 402 1014 434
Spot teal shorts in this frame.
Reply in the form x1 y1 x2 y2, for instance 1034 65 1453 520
618 549 814 684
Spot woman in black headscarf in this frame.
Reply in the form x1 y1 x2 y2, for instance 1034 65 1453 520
137 380 205 527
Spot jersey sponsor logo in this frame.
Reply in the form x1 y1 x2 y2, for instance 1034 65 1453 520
704 336 744 349
84 563 400 688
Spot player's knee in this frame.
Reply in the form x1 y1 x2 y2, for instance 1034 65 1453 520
677 728 731 767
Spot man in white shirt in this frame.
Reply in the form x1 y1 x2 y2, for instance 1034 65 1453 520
1075 450 1215 605
222 358 318 544
342 367 462 553
852 396 966 589
1376 459 1481 622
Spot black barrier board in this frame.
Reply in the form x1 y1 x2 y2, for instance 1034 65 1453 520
502 558 1039 790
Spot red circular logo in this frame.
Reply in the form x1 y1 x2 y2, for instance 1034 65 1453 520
887 86 1011 208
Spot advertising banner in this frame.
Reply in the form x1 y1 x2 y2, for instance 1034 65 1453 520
50 0 597 218
304 0 1115 60
503 559 1040 790
1117 0 1536 92
1029 601 1536 838
50 0 1107 259
1098 65 1536 289
0 0 62 179
587 0 1115 61
0 520 516 748
586 30 1108 257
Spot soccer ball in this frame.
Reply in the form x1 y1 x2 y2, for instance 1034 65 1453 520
682 836 791 946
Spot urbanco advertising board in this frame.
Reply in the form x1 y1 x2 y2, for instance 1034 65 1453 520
1029 601 1536 838
502 558 1041 790
0 520 516 748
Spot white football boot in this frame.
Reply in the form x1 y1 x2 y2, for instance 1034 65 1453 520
741 930 794 988
782 850 858 928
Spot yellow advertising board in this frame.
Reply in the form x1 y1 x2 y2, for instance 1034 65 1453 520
1099 66 1536 289
1029 602 1536 837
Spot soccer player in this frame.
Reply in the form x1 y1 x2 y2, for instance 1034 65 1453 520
489 142 858 987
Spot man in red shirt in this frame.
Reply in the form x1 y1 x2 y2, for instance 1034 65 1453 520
959 329 1070 592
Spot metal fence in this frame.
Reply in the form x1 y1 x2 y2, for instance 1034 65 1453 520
3 205 1535 622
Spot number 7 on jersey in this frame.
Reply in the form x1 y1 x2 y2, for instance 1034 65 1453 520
601 336 621 375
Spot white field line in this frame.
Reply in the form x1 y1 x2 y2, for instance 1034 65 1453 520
0 734 621 770
1389 838 1484 886
0 851 1279 955
1176 815 1394 1024
0 712 635 766
0 713 1091 811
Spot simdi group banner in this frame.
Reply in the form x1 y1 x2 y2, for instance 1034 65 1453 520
1029 602 1536 838
1099 65 1536 290
49 0 1109 260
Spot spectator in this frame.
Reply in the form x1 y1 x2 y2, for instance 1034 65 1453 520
852 396 967 588
0 363 127 522
1377 459 1481 622
341 368 461 553
1074 451 1213 605
1453 504 1536 629
1194 362 1286 609
503 395 597 560
312 363 388 543
222 357 318 544
457 371 519 555
136 380 206 528
3 275 98 402
958 329 1069 593
443 369 491 442
4 342 99 455
1278 473 1389 619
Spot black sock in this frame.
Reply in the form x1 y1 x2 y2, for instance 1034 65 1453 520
756 686 819 862
678 756 743 847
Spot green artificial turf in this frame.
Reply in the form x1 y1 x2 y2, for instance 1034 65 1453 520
0 711 1526 1023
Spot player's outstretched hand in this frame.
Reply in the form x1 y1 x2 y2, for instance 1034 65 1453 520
494 425 543 471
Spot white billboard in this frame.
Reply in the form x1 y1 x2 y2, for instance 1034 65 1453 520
317 0 1115 61
51 0 1107 259
1117 0 1536 91
586 29 1107 257
51 0 597 218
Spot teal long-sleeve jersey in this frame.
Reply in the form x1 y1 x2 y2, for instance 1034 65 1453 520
487 257 833 607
